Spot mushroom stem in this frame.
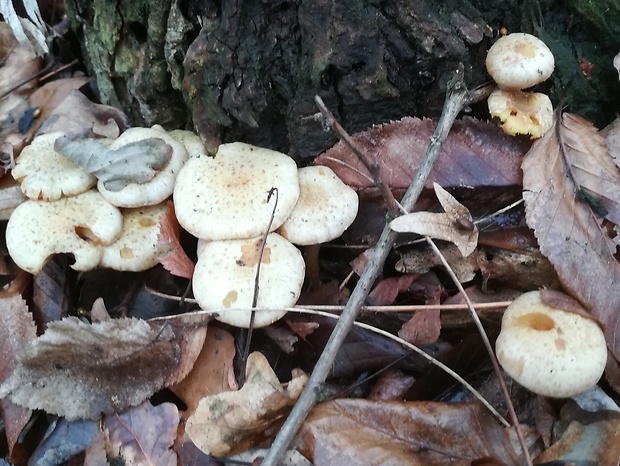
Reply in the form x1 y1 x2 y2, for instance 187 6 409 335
302 244 321 291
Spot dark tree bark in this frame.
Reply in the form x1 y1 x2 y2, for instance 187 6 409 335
65 0 620 158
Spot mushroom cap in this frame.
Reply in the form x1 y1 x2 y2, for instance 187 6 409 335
495 290 607 398
168 129 206 158
6 190 123 274
192 233 305 328
174 142 300 241
12 132 97 201
488 89 553 139
100 202 170 271
278 166 359 245
486 33 554 90
97 126 189 208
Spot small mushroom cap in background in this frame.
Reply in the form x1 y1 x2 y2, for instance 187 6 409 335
174 142 300 241
168 129 207 158
100 202 170 271
486 32 555 89
192 233 305 328
6 190 123 274
487 90 553 139
278 166 359 245
495 290 607 398
97 126 189 208
12 132 96 201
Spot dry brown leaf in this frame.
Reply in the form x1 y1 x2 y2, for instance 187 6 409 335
0 317 180 420
390 183 478 256
186 351 307 456
172 327 236 419
158 201 195 279
522 113 620 372
316 117 529 192
367 274 418 306
0 296 36 455
295 400 534 466
104 401 179 466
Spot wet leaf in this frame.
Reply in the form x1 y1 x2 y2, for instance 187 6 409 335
157 201 195 279
103 401 179 466
32 255 72 329
316 117 529 192
521 114 620 371
0 317 180 420
295 399 533 466
54 133 172 191
186 352 307 456
29 419 99 466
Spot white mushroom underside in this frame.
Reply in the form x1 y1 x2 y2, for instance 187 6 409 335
174 142 300 241
192 233 305 328
98 126 189 208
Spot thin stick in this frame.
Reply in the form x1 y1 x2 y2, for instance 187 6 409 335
261 68 471 466
425 236 533 465
315 96 402 214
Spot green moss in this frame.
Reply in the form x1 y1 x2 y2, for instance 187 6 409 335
569 0 620 48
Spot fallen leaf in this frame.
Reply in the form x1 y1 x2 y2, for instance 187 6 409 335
104 401 179 466
295 399 535 466
368 369 416 401
0 22 42 93
0 296 36 455
367 274 418 306
28 419 100 466
186 352 307 456
390 183 479 256
54 134 172 191
316 117 529 192
521 113 620 372
0 317 180 420
32 255 72 329
157 201 195 279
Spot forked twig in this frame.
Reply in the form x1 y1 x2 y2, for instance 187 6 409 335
261 67 472 466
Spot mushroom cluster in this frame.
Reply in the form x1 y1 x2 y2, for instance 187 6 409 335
6 125 196 274
495 290 607 398
485 33 555 139
174 143 359 328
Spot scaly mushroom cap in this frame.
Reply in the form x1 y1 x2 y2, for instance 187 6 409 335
6 190 123 274
192 233 305 328
97 126 189 208
496 290 607 398
174 142 300 241
100 202 170 271
278 166 359 245
12 132 96 201
486 33 555 90
487 90 553 139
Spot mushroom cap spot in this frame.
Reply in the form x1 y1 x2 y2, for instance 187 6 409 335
100 202 170 271
488 90 553 139
278 166 359 245
486 33 555 89
6 190 123 274
174 142 300 241
192 233 305 328
97 126 189 208
168 129 207 159
495 290 607 398
12 132 97 201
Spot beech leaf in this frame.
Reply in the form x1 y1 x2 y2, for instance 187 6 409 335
0 317 180 420
54 135 172 192
390 183 479 256
157 201 195 279
522 113 620 369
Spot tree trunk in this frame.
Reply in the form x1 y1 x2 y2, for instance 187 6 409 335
65 0 620 158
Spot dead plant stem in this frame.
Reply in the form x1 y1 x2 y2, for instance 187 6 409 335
261 67 471 466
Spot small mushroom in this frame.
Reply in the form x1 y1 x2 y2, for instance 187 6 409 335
192 233 305 328
100 202 170 271
495 290 607 398
485 32 555 90
168 129 207 158
6 190 123 274
12 132 96 201
173 142 300 241
97 126 189 208
487 89 553 139
278 166 359 245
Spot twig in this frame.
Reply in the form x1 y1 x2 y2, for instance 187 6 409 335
315 96 403 215
425 236 533 465
261 67 472 466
